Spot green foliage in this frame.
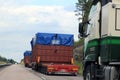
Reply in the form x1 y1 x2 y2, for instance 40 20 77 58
74 60 83 75
74 38 84 47
75 0 93 22
0 56 16 64
7 59 16 64
0 56 8 62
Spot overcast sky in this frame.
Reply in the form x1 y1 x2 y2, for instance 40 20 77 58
0 0 79 62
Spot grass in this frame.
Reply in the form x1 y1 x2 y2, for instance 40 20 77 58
0 61 7 65
74 60 83 75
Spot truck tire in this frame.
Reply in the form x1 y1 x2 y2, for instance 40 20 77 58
25 63 28 67
35 64 38 71
84 65 93 80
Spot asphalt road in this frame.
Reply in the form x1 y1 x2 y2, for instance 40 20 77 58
0 64 83 80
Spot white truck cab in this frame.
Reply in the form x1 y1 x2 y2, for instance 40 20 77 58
78 0 120 80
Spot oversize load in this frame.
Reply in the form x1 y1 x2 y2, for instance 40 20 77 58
31 33 74 47
24 51 32 56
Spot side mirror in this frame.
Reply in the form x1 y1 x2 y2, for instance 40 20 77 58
78 23 84 38
79 23 84 34
78 22 90 38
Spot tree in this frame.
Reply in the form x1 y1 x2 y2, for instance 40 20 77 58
74 38 84 48
75 0 93 22
8 59 16 64
0 56 8 62
74 0 93 62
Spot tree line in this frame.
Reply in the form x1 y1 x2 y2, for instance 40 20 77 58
0 56 16 64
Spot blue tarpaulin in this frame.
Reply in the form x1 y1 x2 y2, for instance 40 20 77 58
24 51 32 56
31 33 74 47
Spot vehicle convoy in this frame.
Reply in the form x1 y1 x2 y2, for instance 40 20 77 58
24 51 32 67
78 0 120 80
30 33 78 75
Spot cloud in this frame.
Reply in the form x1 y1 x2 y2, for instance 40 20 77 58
0 0 78 62
0 5 78 33
1 5 72 23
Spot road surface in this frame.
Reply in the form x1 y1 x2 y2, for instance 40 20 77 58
0 64 83 80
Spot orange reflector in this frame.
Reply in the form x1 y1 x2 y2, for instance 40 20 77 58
37 56 40 63
48 68 54 70
71 58 74 64
73 68 78 71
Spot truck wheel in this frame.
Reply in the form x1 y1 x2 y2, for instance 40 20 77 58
84 66 93 80
35 64 38 71
25 64 28 67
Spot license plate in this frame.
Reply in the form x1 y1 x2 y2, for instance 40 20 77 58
60 69 66 72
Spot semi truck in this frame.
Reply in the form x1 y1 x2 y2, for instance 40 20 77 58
24 51 32 67
78 0 120 80
30 33 78 75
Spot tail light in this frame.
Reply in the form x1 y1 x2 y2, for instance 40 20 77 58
37 56 40 63
71 58 74 64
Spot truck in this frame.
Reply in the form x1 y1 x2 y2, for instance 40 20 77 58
24 51 32 67
78 0 120 80
30 33 78 75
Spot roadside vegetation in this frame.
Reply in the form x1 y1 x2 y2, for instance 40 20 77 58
74 39 84 75
74 60 83 75
0 56 16 64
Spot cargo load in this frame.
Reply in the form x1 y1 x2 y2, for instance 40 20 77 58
31 33 74 48
31 33 78 75
24 51 32 67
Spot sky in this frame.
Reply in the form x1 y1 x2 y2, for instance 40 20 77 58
0 0 79 62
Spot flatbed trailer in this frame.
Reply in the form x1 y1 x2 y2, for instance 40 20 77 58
31 33 79 75
39 63 78 75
